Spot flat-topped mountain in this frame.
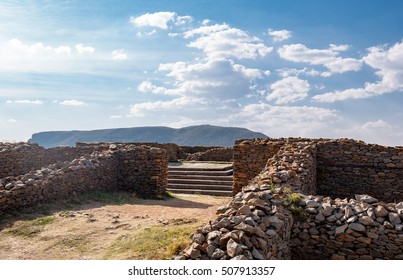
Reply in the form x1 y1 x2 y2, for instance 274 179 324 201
29 125 268 147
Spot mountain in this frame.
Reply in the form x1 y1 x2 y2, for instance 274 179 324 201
29 125 268 147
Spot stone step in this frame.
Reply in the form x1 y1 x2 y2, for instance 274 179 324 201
168 174 233 181
166 188 232 197
167 163 233 197
167 183 232 191
168 169 233 176
168 165 233 172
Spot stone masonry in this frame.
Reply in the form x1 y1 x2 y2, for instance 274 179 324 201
178 138 403 260
0 143 168 211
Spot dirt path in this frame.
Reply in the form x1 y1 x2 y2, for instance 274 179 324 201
0 192 230 260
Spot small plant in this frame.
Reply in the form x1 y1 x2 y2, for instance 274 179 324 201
287 193 302 204
4 216 56 238
289 204 307 221
261 179 276 192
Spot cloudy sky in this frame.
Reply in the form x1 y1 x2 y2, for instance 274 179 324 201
0 0 402 146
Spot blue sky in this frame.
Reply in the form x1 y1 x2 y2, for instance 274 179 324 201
0 0 402 145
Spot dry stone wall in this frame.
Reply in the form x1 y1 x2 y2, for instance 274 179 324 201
77 142 233 162
233 139 283 195
116 145 168 197
316 139 403 201
0 143 168 211
0 142 95 178
179 138 403 260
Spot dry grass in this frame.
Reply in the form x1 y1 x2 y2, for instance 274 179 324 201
0 190 230 260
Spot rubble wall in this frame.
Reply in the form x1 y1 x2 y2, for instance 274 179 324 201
0 143 168 211
316 139 403 201
180 138 403 260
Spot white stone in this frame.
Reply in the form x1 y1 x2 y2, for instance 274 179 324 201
374 205 388 218
359 216 376 226
389 213 401 225
344 206 354 218
355 194 378 204
321 203 334 217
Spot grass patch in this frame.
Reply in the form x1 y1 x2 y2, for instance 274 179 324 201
45 234 89 253
104 222 200 260
3 216 56 238
289 205 307 222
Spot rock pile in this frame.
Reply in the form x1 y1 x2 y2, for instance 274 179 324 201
292 194 403 260
181 138 403 260
176 187 293 260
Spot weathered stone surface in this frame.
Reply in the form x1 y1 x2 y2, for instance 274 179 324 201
321 203 333 217
192 233 205 244
389 213 401 225
374 205 388 217
359 216 376 226
227 239 242 257
268 215 285 230
238 205 252 215
355 194 378 204
335 224 348 236
349 223 366 232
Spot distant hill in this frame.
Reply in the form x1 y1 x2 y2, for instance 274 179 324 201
29 125 268 147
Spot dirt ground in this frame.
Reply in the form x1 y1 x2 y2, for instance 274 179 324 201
0 192 230 260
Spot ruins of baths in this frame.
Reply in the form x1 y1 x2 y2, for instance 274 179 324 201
0 138 402 260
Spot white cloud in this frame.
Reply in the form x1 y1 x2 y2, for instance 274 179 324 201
59 99 86 106
0 38 101 73
175 15 193 26
137 80 167 94
6 99 43 105
111 49 128 60
277 67 320 78
130 12 192 30
267 76 310 104
139 59 263 99
312 88 371 102
75 44 95 54
313 41 403 102
7 118 17 123
329 44 350 51
55 45 72 55
109 115 122 119
278 43 362 75
184 23 273 60
338 119 402 146
129 97 203 117
363 41 403 94
224 103 340 138
268 29 292 42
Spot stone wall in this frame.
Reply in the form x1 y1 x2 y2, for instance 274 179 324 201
185 147 233 162
179 138 402 260
0 143 168 211
233 138 403 202
316 139 403 201
116 145 168 197
232 139 283 195
77 142 233 162
0 142 95 178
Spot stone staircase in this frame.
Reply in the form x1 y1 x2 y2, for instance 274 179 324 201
167 163 233 196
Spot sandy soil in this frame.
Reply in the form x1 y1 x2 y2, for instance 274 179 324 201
0 194 230 260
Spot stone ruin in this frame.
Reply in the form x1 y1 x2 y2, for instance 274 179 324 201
1 138 402 260
178 138 403 260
